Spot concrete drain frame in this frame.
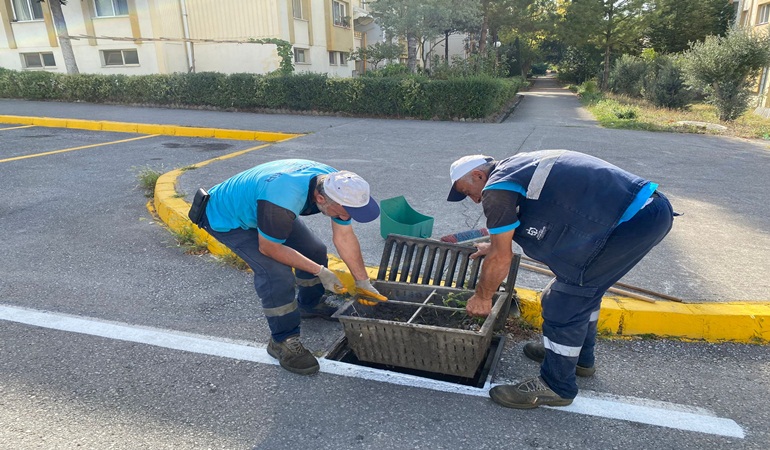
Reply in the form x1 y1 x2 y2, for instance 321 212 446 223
324 334 507 388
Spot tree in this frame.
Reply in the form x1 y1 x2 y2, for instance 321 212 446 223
419 0 481 69
646 0 732 53
681 27 770 121
490 0 558 77
559 0 648 90
370 0 479 74
42 0 79 74
349 42 404 71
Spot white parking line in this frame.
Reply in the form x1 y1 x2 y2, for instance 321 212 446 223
0 303 744 439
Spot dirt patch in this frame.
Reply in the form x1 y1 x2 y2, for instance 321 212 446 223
503 316 541 343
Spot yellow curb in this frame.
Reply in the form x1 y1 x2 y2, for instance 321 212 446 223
137 124 179 135
0 115 302 142
173 126 215 138
518 289 770 344
66 119 103 131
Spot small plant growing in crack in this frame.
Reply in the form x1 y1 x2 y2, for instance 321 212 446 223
219 252 250 271
133 166 162 198
170 225 208 255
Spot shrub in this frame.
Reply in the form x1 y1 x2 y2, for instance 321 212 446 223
557 46 601 85
681 27 770 121
613 106 638 119
608 55 647 97
643 56 693 109
576 80 602 103
530 63 549 76
0 69 522 120
363 63 411 78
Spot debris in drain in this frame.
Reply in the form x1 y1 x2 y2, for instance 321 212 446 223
341 292 485 331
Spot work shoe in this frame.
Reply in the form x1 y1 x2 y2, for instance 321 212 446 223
523 342 596 377
489 376 573 409
299 300 339 321
267 335 319 375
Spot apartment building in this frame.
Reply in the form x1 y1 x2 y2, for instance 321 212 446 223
733 0 770 116
0 0 370 76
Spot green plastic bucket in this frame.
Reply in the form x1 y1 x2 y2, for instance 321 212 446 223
379 195 434 239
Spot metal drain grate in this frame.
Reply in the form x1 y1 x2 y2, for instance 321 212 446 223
376 235 521 329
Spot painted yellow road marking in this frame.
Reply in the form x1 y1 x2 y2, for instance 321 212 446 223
0 134 158 164
0 125 35 131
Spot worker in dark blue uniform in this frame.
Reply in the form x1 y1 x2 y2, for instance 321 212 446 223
192 159 382 375
446 150 674 409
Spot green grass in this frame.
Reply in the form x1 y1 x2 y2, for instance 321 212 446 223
219 252 250 271
579 91 770 140
170 225 209 255
134 166 162 198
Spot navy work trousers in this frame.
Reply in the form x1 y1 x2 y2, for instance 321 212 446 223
540 192 674 399
199 214 327 342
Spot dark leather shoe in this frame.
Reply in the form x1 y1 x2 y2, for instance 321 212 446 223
523 342 596 377
490 377 573 409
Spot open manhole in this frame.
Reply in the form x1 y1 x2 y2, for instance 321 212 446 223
324 334 506 388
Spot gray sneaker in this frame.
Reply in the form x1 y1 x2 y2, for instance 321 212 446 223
267 335 319 375
489 376 573 409
523 342 596 377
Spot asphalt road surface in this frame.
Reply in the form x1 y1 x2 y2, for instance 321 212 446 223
1 106 768 449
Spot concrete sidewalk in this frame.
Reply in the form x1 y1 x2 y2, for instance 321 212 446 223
2 77 768 343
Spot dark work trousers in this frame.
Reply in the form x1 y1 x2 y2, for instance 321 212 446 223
540 192 674 399
199 213 327 342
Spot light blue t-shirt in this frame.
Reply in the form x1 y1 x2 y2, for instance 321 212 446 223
205 159 350 240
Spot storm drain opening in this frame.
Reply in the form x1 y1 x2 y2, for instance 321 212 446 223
324 334 506 388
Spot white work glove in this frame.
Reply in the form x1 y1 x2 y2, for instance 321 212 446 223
316 266 347 294
355 279 387 306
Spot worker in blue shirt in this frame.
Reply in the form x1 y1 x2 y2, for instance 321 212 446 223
446 150 674 409
191 159 382 375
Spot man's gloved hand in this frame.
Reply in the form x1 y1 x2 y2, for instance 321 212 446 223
355 279 387 306
316 266 347 294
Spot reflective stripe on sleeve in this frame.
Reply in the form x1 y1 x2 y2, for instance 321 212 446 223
589 309 600 322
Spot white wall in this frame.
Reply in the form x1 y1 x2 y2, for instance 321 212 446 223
192 43 281 74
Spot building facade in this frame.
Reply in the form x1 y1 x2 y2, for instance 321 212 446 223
733 0 770 116
0 0 367 76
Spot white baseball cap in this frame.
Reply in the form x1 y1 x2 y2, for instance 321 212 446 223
323 171 380 223
447 154 493 202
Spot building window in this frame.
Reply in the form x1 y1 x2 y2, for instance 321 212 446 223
759 4 770 25
101 49 139 66
21 52 56 69
94 0 129 17
328 51 348 66
11 0 44 21
294 48 307 64
332 0 348 27
292 0 304 19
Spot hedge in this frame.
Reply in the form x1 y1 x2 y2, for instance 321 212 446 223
0 68 522 120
